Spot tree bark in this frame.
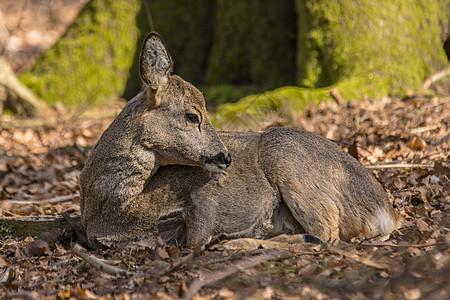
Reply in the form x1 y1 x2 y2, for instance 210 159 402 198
205 0 297 88
0 215 80 243
19 0 151 107
214 0 450 130
295 0 449 94
15 0 449 122
0 57 49 116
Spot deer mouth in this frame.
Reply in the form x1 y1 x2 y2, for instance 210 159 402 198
204 152 232 172
204 162 227 172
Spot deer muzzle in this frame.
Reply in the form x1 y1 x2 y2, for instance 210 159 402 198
204 152 232 172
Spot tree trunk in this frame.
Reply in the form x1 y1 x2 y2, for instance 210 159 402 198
0 215 80 243
149 0 215 85
205 0 297 88
0 57 50 116
214 0 450 130
213 0 450 130
19 0 151 107
16 0 449 120
296 0 449 94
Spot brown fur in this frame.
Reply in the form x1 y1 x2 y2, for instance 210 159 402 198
80 32 401 249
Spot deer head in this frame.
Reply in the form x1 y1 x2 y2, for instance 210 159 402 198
137 32 231 172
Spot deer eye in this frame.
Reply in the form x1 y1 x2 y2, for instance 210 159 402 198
186 113 200 124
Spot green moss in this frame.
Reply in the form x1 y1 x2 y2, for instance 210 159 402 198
0 216 66 241
296 0 449 94
20 0 148 106
202 84 264 108
214 0 449 130
212 85 330 130
213 75 395 131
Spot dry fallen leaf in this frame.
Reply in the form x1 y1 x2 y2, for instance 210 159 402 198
416 219 430 232
406 136 427 150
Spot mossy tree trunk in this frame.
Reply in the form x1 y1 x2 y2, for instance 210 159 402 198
205 0 296 88
214 0 449 130
17 0 449 116
20 0 151 106
18 0 216 106
296 0 449 95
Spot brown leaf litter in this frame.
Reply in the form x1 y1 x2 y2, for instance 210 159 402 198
0 95 449 299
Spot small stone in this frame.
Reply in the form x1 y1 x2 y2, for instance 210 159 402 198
404 288 421 300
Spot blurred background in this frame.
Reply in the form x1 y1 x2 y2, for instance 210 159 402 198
0 0 449 130
0 0 86 73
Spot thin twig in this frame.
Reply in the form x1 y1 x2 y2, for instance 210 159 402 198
160 245 206 276
5 291 37 300
423 67 450 89
410 124 440 134
5 193 80 205
364 163 433 169
2 209 23 217
0 266 12 283
72 243 129 276
182 250 281 299
16 246 45 287
208 249 266 264
142 0 155 32
330 87 344 105
359 241 446 248
328 246 391 271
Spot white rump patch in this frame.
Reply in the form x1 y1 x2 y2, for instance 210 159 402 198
369 206 398 240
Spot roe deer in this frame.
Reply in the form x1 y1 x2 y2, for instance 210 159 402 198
80 32 401 249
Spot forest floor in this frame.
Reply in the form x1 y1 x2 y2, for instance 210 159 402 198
0 92 449 299
1 1 449 299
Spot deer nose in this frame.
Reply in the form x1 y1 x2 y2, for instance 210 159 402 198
207 152 231 169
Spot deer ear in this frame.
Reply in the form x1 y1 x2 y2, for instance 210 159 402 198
139 32 173 90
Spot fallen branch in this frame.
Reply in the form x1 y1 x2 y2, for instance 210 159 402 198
182 248 320 299
0 215 80 242
423 67 450 89
72 243 128 276
0 108 119 129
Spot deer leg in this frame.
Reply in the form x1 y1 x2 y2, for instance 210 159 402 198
184 193 218 248
277 180 341 243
